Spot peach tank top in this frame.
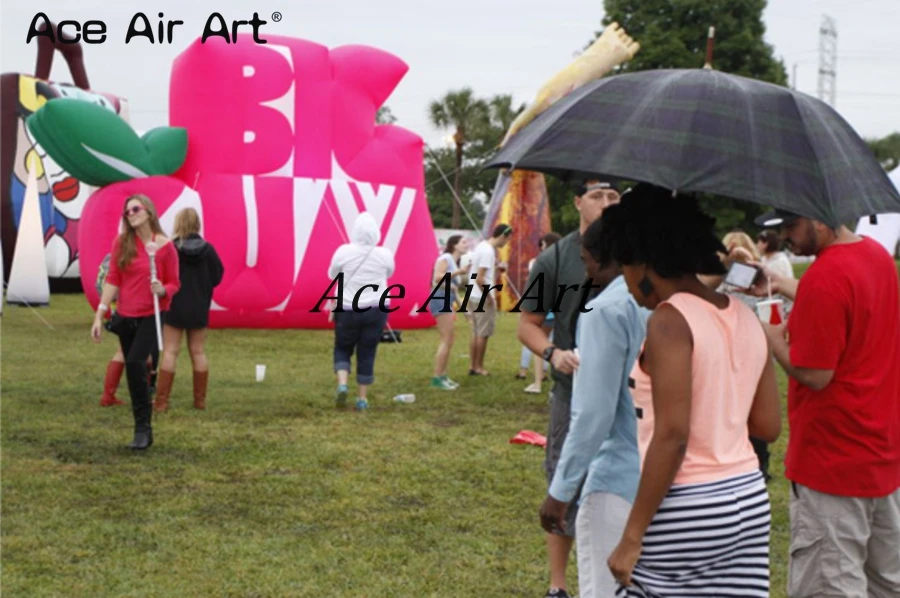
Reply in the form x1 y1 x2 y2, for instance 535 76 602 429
630 293 768 485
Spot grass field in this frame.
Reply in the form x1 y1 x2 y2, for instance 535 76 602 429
0 282 833 597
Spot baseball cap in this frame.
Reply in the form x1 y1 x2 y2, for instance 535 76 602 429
576 180 618 196
755 208 801 228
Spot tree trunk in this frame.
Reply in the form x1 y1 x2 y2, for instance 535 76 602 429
452 140 463 229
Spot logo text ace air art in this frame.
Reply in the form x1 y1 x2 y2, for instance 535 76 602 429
26 12 271 45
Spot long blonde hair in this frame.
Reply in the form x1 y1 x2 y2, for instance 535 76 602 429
722 231 761 262
117 194 164 270
173 207 201 242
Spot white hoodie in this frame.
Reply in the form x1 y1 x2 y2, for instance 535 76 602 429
328 212 396 309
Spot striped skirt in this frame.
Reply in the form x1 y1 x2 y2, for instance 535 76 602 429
616 470 770 597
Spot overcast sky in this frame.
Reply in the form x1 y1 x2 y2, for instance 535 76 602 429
2 0 897 148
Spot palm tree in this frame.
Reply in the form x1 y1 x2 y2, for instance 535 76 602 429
465 94 527 156
429 88 488 229
488 94 525 137
376 106 397 125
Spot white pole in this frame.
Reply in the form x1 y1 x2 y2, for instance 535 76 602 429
146 242 164 351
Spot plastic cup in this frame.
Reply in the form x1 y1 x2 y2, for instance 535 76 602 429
756 299 784 325
256 364 266 382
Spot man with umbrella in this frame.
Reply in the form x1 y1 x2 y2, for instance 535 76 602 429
755 209 900 597
486 66 900 596
517 179 620 598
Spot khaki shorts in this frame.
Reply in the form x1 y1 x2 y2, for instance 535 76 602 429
465 296 496 338
789 482 900 597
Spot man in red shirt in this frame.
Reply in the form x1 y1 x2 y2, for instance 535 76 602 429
756 209 900 597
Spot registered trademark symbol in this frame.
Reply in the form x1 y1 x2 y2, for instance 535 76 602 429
272 12 282 22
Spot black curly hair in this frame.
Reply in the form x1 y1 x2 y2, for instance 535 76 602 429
594 183 727 278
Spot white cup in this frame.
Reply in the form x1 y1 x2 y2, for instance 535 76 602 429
256 364 266 382
756 299 785 325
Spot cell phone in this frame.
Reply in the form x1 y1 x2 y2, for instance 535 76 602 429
724 262 761 289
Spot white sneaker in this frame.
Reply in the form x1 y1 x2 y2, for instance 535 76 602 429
524 382 542 394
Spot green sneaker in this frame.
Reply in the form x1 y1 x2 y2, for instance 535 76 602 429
441 375 460 389
355 397 369 411
336 384 348 409
430 376 456 390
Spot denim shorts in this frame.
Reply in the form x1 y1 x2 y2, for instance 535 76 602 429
428 294 456 317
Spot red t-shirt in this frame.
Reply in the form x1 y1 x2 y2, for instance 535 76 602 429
105 235 180 318
786 236 900 497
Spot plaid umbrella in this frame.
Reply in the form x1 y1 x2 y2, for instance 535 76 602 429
484 69 900 227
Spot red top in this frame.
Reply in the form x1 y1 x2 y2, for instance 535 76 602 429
105 235 180 317
786 237 900 498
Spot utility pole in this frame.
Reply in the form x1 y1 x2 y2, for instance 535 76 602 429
818 14 837 106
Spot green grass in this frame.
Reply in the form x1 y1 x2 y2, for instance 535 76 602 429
2 294 793 597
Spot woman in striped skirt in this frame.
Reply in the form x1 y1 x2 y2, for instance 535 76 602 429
592 185 782 597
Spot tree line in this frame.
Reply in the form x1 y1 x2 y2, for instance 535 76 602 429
383 0 900 236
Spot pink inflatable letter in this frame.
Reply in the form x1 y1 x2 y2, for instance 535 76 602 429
80 35 437 329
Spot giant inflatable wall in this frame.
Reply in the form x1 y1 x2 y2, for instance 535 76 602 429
77 35 437 329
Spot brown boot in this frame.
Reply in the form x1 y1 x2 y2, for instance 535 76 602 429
193 370 209 410
153 370 175 413
99 361 125 407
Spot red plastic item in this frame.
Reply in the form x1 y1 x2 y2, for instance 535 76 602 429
510 430 547 448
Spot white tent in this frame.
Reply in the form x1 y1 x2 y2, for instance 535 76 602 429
855 168 900 258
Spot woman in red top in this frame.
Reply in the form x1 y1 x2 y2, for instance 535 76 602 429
91 194 180 450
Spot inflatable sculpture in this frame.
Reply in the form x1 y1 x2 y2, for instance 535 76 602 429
35 34 436 329
482 22 640 310
855 167 900 258
0 26 129 290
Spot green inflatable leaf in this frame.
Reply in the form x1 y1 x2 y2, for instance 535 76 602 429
141 128 188 176
26 98 188 187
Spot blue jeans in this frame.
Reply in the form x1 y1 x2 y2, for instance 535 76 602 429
333 308 389 385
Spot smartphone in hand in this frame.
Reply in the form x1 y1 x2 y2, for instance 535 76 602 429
724 262 761 290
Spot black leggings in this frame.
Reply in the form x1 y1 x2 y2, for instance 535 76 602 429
117 316 159 415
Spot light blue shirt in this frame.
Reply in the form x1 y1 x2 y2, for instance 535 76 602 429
548 275 650 506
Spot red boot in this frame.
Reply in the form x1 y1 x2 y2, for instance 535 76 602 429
193 370 209 410
100 361 125 407
154 370 175 413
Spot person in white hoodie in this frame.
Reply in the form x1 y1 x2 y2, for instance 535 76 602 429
328 212 396 411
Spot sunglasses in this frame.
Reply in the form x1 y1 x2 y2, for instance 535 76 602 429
123 205 145 217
